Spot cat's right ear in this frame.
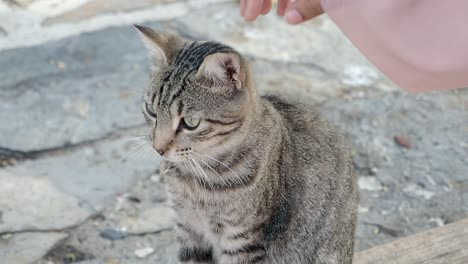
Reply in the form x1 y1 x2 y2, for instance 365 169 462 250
134 25 182 69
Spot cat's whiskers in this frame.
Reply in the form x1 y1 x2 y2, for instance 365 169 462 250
190 156 215 190
192 152 229 187
125 137 152 161
134 144 153 161
193 150 244 186
182 158 197 185
185 157 206 189
125 135 149 142
190 157 213 189
182 159 193 179
120 136 154 183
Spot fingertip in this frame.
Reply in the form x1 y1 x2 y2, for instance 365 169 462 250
285 9 303 24
277 0 290 16
244 14 259 22
240 0 246 16
284 0 324 22
261 0 272 15
244 0 263 22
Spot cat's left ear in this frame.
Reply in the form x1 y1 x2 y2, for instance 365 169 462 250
134 25 184 69
195 53 245 91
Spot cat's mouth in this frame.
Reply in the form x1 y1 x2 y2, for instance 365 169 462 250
159 148 194 163
163 148 211 167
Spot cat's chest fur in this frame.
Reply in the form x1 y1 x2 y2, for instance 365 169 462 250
165 176 257 250
176 198 226 243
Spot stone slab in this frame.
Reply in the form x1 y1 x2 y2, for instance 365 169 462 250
120 206 175 235
7 133 162 211
0 232 68 264
46 171 177 264
0 171 91 233
44 0 185 25
0 23 160 151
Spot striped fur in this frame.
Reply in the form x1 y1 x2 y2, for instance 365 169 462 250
136 26 358 264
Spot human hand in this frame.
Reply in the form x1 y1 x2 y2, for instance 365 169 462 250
240 0 324 24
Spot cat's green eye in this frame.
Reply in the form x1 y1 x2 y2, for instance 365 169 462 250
182 117 201 130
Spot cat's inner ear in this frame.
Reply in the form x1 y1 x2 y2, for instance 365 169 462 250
134 25 182 68
195 53 245 90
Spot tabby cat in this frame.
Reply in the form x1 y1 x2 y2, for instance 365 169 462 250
135 25 358 264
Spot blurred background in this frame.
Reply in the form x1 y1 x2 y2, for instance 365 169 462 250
0 0 466 263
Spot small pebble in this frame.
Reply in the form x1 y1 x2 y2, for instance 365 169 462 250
373 227 380 235
150 175 161 183
1 233 13 239
57 61 66 70
134 247 154 258
99 228 127 240
429 217 445 227
127 196 141 203
358 177 383 191
358 206 369 213
394 135 412 149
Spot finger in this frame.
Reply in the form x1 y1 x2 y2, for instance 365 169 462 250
240 0 247 16
261 0 273 15
244 0 264 21
285 0 324 24
277 0 290 16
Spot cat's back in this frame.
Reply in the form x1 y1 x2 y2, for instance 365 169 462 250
261 94 347 160
260 95 358 264
261 93 356 197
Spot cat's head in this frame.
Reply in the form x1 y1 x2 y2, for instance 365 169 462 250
135 25 256 162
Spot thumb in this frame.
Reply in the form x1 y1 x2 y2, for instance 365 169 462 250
285 0 324 24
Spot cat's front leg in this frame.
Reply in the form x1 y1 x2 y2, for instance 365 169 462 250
218 243 267 264
176 222 214 264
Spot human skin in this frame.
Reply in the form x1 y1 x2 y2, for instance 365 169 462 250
240 0 323 24
240 0 468 92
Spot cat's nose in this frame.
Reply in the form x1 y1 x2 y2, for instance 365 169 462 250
153 141 171 156
155 148 166 156
152 129 173 156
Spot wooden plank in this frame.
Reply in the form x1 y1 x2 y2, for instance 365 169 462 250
354 218 468 264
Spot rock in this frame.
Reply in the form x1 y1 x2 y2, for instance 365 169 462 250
8 136 161 211
119 206 175 235
358 206 369 213
0 26 6 36
5 0 36 7
134 247 155 258
0 232 68 264
429 217 445 227
44 0 180 25
342 65 379 87
99 228 127 241
0 171 92 233
404 184 435 200
1 233 13 239
358 177 383 191
74 260 104 264
394 135 412 149
44 244 95 263
0 24 158 151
